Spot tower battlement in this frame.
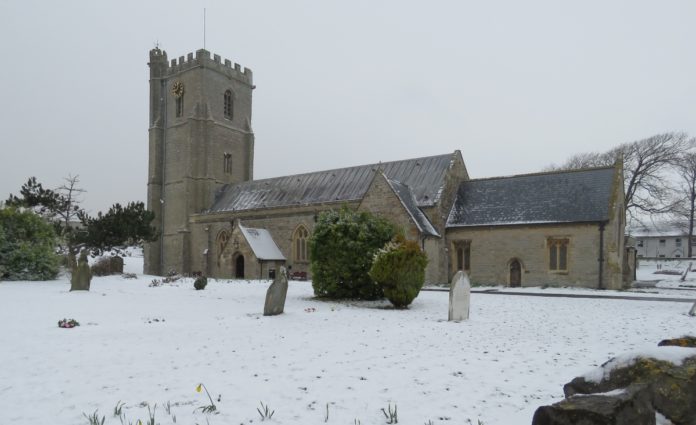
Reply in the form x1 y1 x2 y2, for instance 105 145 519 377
165 49 253 86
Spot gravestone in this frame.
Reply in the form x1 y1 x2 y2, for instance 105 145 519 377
448 270 470 321
264 266 288 316
70 250 92 291
689 301 696 317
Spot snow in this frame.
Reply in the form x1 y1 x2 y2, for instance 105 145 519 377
240 225 286 260
583 346 696 383
0 253 695 425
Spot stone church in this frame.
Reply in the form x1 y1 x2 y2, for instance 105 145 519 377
144 47 629 289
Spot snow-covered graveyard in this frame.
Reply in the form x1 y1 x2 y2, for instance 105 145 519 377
1 254 694 425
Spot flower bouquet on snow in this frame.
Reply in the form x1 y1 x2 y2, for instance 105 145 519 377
58 318 80 328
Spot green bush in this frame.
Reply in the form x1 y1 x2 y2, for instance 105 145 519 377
0 207 59 280
369 235 428 308
194 276 208 290
310 207 396 300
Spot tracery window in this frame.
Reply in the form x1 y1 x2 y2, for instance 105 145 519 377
293 225 310 262
224 90 233 120
548 238 569 271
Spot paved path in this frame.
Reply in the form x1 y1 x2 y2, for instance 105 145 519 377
421 287 696 303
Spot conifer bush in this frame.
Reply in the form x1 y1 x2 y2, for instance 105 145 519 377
193 276 208 290
309 208 396 300
0 207 59 280
369 235 428 308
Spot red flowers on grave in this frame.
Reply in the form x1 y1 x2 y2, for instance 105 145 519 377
58 318 80 328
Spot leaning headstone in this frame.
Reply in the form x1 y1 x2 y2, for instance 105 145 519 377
70 250 92 291
689 301 696 317
264 266 288 316
448 270 470 321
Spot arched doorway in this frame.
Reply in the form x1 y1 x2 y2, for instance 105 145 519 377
235 254 245 279
509 259 521 287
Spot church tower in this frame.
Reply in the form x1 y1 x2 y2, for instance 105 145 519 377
144 47 255 275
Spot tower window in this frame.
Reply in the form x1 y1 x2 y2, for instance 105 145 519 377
223 152 232 174
176 95 184 117
224 90 234 120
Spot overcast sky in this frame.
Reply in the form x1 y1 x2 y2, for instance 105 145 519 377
1 1 694 213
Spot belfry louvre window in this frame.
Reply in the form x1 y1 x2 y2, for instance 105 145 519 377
176 95 184 117
224 90 233 119
548 238 569 271
294 226 309 262
223 153 232 174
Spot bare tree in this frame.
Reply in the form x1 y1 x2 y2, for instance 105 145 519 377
548 132 693 220
55 174 86 235
673 150 696 257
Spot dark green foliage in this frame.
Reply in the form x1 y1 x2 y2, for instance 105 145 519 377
6 176 85 248
309 208 396 300
0 207 59 280
194 276 208 290
78 202 157 252
369 235 428 308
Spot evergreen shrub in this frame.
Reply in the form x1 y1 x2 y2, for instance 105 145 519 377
369 235 428 308
194 276 208 290
309 207 396 300
0 207 59 280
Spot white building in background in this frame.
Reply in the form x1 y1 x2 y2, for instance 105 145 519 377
630 223 695 258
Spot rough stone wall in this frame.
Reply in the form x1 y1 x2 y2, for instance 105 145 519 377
446 223 621 288
358 172 420 241
189 202 361 279
602 161 627 289
423 151 469 284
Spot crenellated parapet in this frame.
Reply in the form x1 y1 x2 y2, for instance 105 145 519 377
164 48 253 86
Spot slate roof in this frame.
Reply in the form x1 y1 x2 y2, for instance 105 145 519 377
447 167 617 227
239 225 286 260
386 178 440 237
208 153 455 213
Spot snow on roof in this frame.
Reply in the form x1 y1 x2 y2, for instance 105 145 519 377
239 225 286 261
207 153 456 214
447 166 616 227
629 222 689 238
582 346 696 383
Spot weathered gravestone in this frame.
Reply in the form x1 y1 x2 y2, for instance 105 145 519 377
70 250 92 291
264 266 288 316
448 270 470 321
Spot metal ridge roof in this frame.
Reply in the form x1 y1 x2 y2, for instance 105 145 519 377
207 152 455 214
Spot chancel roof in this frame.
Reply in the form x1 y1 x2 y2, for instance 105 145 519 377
208 153 456 213
447 167 617 227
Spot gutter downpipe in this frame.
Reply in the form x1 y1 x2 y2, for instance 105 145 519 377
598 221 606 290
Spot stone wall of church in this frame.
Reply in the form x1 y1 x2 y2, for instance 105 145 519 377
421 151 469 284
446 222 624 289
189 202 361 279
358 173 421 240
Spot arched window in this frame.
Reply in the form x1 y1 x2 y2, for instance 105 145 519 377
176 94 184 117
293 225 310 262
224 90 233 120
216 230 231 268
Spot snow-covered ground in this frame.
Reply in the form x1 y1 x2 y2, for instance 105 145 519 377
0 254 694 425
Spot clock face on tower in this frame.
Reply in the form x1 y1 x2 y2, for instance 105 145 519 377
171 81 184 98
